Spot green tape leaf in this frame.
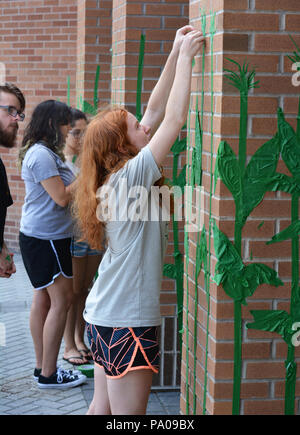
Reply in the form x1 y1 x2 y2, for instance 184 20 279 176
267 221 300 245
213 221 283 305
195 226 207 278
242 134 280 223
247 310 293 344
163 263 177 280
243 263 283 294
171 137 187 156
82 100 97 116
215 141 242 205
265 172 300 196
176 164 187 190
278 108 300 181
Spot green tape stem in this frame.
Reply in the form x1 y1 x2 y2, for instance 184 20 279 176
192 11 207 413
172 148 184 346
112 41 117 106
94 65 100 110
285 193 299 415
184 101 194 414
136 34 145 122
297 97 300 143
202 11 216 416
67 76 70 106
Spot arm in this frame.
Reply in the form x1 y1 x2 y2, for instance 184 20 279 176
0 242 16 278
141 25 195 136
148 30 205 167
41 176 78 208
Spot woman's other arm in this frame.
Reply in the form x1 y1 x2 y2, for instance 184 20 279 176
41 177 78 208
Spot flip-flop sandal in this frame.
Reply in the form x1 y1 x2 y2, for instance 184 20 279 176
63 356 87 366
78 348 93 361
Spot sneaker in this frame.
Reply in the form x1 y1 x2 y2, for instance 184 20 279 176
33 368 42 381
37 368 87 389
33 366 82 381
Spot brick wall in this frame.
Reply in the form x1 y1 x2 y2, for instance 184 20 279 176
182 0 300 415
76 0 112 109
2 0 300 413
0 0 78 251
0 0 188 389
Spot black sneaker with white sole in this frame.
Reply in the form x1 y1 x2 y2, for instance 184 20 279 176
33 368 42 380
34 367 81 381
37 367 86 389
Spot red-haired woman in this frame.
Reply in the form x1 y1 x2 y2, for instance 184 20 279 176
74 26 205 414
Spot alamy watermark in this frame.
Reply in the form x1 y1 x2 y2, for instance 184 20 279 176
292 62 300 87
95 178 206 233
0 62 6 85
0 322 6 347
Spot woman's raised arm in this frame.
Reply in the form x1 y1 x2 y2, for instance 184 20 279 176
141 25 195 136
148 29 205 167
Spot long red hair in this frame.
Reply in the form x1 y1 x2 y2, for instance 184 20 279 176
73 106 172 250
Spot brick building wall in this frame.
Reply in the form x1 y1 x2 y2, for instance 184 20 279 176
1 0 300 414
0 0 188 389
182 0 300 415
0 0 78 251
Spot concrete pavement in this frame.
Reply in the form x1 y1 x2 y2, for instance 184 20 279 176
0 254 180 415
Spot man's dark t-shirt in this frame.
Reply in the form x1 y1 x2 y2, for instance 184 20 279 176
0 157 13 250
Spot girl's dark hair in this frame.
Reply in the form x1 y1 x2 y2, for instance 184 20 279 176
70 108 88 127
19 100 72 166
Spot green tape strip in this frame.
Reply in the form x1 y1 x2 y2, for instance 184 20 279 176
136 34 145 121
184 104 192 415
67 76 70 106
202 11 216 416
94 65 100 111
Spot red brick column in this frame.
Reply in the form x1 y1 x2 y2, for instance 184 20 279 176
182 0 300 415
0 0 78 251
76 0 112 108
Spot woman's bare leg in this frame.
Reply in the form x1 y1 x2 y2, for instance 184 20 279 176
107 369 153 415
87 364 111 415
30 289 50 369
41 274 73 377
74 255 101 352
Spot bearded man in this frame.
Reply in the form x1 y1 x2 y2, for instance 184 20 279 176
0 83 25 277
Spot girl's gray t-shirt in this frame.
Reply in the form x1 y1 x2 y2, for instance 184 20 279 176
20 143 75 240
83 145 169 327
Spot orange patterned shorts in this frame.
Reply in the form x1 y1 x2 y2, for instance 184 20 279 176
86 324 159 379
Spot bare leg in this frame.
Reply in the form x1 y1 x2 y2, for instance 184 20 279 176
30 289 50 369
63 256 88 363
107 369 153 415
87 364 111 415
41 274 73 377
74 255 101 352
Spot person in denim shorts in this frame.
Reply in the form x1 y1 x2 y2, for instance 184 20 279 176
63 108 103 365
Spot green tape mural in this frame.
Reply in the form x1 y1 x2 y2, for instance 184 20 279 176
65 24 300 415
213 59 284 414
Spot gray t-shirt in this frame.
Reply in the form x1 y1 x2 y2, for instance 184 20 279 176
83 146 169 327
20 143 75 240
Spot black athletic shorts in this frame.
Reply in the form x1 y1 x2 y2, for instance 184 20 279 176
19 232 73 290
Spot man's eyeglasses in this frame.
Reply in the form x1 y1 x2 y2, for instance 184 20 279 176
0 105 25 121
